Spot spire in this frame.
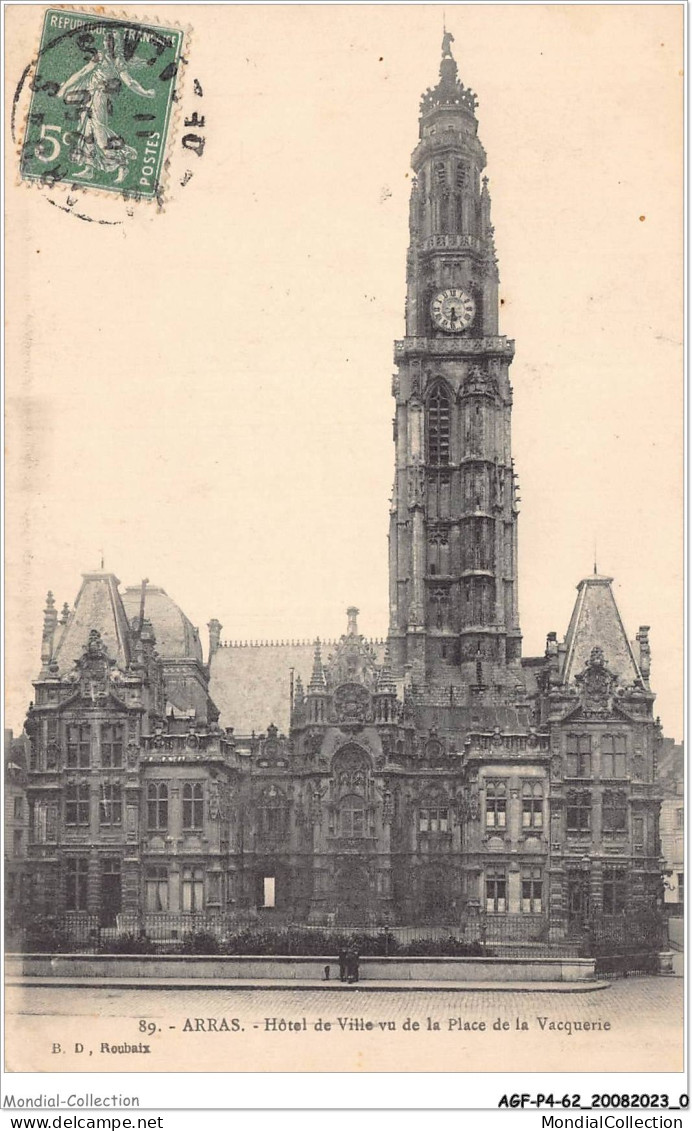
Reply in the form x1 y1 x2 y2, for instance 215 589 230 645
561 575 642 688
307 638 327 693
346 606 359 637
52 571 131 675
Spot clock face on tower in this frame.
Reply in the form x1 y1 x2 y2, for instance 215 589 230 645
430 288 476 333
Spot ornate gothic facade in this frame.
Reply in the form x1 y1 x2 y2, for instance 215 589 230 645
13 38 665 939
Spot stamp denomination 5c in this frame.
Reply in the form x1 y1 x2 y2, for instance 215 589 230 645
20 9 185 200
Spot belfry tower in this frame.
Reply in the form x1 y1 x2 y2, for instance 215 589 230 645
388 33 522 688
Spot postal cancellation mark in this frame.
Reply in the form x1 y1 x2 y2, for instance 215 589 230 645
19 9 184 200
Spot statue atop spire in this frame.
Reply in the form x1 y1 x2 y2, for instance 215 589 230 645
419 28 477 119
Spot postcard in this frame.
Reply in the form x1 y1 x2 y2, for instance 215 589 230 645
3 2 684 1088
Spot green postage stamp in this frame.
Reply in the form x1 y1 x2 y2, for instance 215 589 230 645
20 9 185 200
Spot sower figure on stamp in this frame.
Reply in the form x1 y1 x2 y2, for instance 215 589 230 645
57 29 154 184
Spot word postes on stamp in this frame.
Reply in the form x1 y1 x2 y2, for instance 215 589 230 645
20 9 184 201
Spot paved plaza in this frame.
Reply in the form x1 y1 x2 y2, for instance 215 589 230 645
5 973 684 1074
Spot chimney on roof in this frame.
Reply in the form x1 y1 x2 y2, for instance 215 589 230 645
636 625 651 685
40 591 58 671
208 618 222 661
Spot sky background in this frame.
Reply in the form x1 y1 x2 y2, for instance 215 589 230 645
5 4 683 738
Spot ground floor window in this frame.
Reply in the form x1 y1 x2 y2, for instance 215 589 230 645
146 867 169 912
521 867 542 913
602 865 627 914
485 868 506 913
66 857 89 911
182 866 204 912
206 871 222 905
101 857 121 926
262 876 276 909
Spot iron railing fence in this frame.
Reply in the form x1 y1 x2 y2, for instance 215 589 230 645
15 911 562 957
14 908 668 971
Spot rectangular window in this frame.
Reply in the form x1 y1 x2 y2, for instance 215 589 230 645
419 807 449 833
676 808 684 828
101 723 124 768
633 816 645 853
45 719 59 769
13 829 22 855
486 869 506 913
602 790 627 834
67 724 91 768
485 782 507 829
145 867 169 912
65 781 90 826
602 736 627 778
263 876 276 909
182 866 204 912
566 735 591 778
13 796 23 819
603 866 627 914
99 783 123 825
521 868 543 913
566 790 591 832
183 783 204 830
66 857 89 911
206 872 222 905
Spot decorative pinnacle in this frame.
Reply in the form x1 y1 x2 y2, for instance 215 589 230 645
376 644 397 696
308 638 327 693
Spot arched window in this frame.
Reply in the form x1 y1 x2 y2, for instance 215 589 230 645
147 782 168 831
427 384 451 465
340 794 366 838
522 782 543 829
485 781 507 829
258 786 289 840
182 782 204 830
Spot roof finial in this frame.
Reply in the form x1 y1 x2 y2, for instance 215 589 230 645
441 25 455 60
100 548 105 570
593 534 598 576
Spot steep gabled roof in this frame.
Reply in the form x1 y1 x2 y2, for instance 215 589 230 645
561 574 641 687
52 572 131 675
121 585 203 663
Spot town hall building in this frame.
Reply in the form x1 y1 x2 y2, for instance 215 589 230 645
11 36 665 941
